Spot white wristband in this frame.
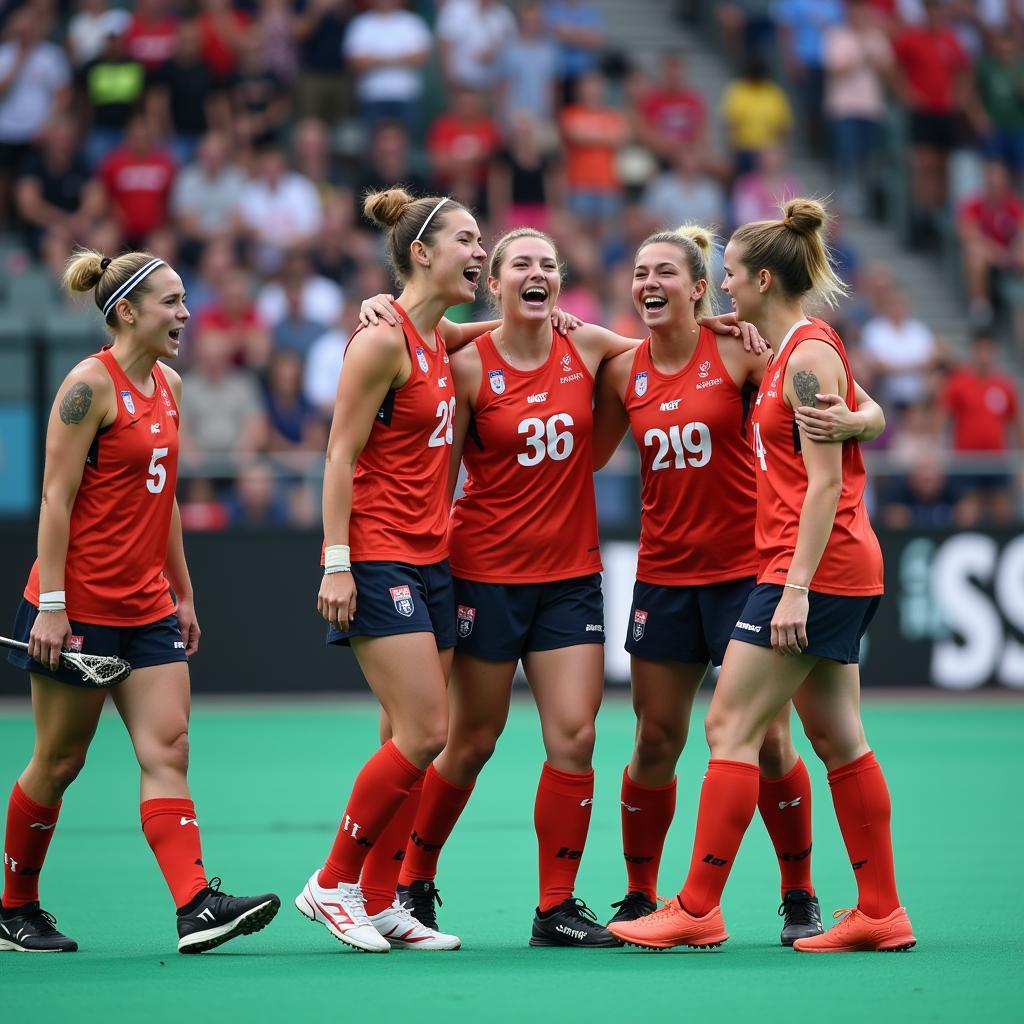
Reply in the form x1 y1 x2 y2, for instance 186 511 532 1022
784 583 810 594
39 590 66 611
323 565 352 575
324 544 351 571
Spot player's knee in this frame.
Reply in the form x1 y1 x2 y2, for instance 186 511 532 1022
139 729 190 776
634 717 685 771
452 730 498 777
703 707 729 753
408 723 449 765
802 720 865 771
758 723 794 777
549 721 596 770
34 748 88 792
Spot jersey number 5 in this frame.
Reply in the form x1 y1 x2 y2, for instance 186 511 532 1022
146 447 169 494
428 398 456 448
518 413 574 466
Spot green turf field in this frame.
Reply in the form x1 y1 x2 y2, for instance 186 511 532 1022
1 696 1021 1022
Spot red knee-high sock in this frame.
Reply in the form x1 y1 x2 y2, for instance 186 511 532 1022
678 760 760 917
320 740 424 889
398 764 474 886
3 783 60 909
360 775 423 915
534 762 594 912
140 798 208 909
828 751 901 918
620 767 676 902
757 757 814 897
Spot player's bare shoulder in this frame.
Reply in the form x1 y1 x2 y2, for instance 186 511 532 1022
56 356 115 428
598 347 634 402
157 360 183 403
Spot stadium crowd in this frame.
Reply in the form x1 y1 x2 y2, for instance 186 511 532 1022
0 0 1020 528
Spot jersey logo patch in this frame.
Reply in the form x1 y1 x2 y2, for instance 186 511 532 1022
416 348 430 374
457 605 476 637
561 354 572 372
488 368 506 395
698 360 711 379
161 387 172 407
632 609 648 642
66 635 84 653
390 585 415 617
634 371 648 397
120 390 135 416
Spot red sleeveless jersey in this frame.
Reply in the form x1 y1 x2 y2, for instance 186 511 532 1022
750 317 883 596
624 328 759 585
25 348 179 626
449 329 601 583
345 307 454 564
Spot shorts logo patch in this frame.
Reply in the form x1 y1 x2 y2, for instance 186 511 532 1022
416 347 430 374
66 635 84 653
390 585 415 617
632 609 648 642
120 390 136 416
488 368 506 395
634 371 648 397
457 605 476 637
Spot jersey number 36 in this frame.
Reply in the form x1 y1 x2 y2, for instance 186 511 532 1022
518 413 574 466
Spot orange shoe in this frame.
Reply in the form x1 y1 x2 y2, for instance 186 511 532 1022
793 907 915 953
606 898 728 950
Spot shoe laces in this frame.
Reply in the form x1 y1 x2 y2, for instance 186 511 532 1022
402 882 442 930
561 897 600 925
387 900 431 934
609 892 656 915
333 882 373 927
778 890 820 927
24 907 61 936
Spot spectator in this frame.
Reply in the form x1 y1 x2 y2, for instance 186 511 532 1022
124 0 179 71
822 0 893 216
0 4 71 218
15 115 104 255
170 130 244 266
146 18 231 167
860 286 939 409
494 0 559 131
354 120 427 225
641 144 727 234
969 33 1024 179
257 248 343 329
178 477 230 532
436 0 517 92
314 193 368 288
180 326 265 476
720 53 793 175
715 1 777 66
881 453 973 529
544 0 605 100
272 274 330 359
489 111 562 232
292 0 351 126
957 159 1024 327
98 114 177 246
556 231 603 322
195 267 271 369
559 70 629 232
78 21 144 169
303 309 351 414
228 27 292 149
196 0 250 83
238 144 322 271
940 331 1022 523
427 87 501 214
261 349 328 460
183 234 236 320
635 53 709 165
224 459 292 527
343 0 431 136
730 144 802 227
291 117 341 205
255 0 299 87
67 0 131 68
893 0 971 237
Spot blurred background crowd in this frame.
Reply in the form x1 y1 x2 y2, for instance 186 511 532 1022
0 0 1020 531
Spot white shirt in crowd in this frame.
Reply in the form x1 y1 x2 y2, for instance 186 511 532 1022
860 314 936 406
257 276 344 329
303 327 347 412
238 172 322 248
0 41 69 143
343 9 432 102
436 0 518 90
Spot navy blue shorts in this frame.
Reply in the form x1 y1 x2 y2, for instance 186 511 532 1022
453 573 604 662
327 560 456 649
729 584 881 664
7 598 187 688
625 576 756 667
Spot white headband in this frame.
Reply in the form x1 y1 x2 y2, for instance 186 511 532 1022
102 258 166 318
413 198 449 243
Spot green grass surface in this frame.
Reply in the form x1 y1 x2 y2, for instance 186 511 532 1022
1 697 1021 1022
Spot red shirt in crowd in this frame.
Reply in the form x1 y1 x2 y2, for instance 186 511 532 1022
893 26 969 114
942 369 1019 452
639 87 706 147
560 105 628 192
198 9 251 80
427 114 501 187
124 14 179 70
99 146 177 242
959 193 1024 251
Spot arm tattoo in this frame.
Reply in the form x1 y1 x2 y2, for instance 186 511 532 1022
59 383 93 425
792 370 820 409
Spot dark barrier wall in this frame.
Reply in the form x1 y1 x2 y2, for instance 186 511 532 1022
1 525 1021 693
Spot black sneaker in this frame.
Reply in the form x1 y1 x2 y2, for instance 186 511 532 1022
530 897 621 948
607 891 657 926
0 902 77 952
779 889 823 946
396 879 444 931
176 877 280 954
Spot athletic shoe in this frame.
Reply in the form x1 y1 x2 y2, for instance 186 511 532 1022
295 871 389 952
779 889 823 946
0 902 77 953
369 899 461 950
396 879 445 931
177 877 280 954
607 891 657 925
530 897 621 948
793 906 916 953
607 897 728 950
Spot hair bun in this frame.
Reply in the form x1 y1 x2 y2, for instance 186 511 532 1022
676 224 715 255
782 197 827 237
363 187 415 228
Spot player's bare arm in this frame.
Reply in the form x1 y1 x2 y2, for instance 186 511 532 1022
592 350 632 470
795 380 887 444
447 343 482 500
570 323 641 377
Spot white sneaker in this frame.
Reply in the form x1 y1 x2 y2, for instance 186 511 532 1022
369 899 461 950
295 872 390 953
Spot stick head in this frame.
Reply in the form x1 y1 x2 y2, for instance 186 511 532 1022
60 650 132 688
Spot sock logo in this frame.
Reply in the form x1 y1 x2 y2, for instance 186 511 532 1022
777 797 802 810
852 858 868 871
409 830 440 853
179 817 199 827
555 847 582 860
702 853 727 867
623 854 653 865
391 850 406 862
779 844 812 862
620 802 641 813
3 851 17 872
579 798 594 807
29 822 56 830
343 815 373 847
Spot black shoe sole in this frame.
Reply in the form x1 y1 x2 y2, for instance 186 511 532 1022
615 939 726 951
178 897 281 954
529 933 623 948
